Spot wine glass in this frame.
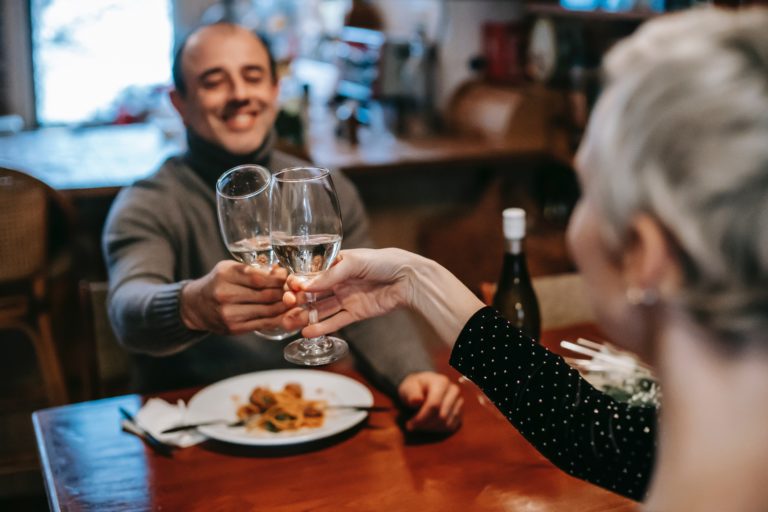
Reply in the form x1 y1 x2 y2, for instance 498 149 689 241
216 164 296 341
270 166 348 365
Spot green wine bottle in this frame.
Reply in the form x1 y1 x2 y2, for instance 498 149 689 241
492 208 541 342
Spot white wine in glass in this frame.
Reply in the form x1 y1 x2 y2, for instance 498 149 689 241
216 164 297 341
270 166 348 365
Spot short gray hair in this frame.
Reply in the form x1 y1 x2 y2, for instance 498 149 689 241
577 7 768 350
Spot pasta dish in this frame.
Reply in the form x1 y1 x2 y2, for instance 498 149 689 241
236 382 327 433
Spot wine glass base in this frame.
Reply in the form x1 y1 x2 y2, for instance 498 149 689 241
254 328 299 341
283 336 348 366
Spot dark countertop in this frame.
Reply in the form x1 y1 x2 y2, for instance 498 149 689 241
0 123 180 192
0 121 550 195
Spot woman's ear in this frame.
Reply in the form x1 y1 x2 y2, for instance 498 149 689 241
623 213 682 298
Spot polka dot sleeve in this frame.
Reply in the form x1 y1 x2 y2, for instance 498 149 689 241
450 307 657 501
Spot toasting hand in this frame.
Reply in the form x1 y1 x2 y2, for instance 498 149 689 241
282 248 484 345
181 260 289 335
282 248 421 337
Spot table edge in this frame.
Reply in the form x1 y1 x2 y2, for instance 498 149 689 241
31 411 62 512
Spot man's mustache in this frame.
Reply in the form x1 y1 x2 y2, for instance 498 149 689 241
221 99 253 119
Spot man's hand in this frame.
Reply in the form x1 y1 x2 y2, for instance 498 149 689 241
180 260 289 334
398 371 463 433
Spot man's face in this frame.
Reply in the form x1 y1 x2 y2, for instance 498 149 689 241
171 25 279 155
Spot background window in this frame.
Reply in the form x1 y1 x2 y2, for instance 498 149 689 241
30 0 174 125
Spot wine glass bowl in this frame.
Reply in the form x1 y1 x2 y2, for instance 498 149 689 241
216 165 296 341
270 166 348 366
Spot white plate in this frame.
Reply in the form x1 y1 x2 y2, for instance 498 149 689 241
186 369 373 446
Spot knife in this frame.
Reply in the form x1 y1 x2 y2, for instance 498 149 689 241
161 405 391 434
161 418 246 434
119 407 174 457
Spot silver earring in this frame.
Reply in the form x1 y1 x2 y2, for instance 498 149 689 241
626 287 659 306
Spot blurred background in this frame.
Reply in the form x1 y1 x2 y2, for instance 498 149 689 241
0 0 763 508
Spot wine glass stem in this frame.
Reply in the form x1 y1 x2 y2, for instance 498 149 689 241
303 292 328 348
307 291 319 326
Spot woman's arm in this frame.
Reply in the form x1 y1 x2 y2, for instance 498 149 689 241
452 307 656 501
284 248 657 500
283 248 485 345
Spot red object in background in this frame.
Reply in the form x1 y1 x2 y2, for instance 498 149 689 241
483 22 526 84
114 106 145 125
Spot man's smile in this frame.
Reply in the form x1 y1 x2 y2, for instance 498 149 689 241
221 109 258 131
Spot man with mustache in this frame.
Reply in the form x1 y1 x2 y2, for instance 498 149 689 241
102 23 462 433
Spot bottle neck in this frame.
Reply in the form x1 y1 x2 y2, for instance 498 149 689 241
504 237 524 255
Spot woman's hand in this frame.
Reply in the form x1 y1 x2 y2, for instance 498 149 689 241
282 248 421 338
283 247 484 346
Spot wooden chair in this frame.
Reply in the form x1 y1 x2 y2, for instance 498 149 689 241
79 281 134 398
481 272 594 330
533 272 594 330
0 168 70 406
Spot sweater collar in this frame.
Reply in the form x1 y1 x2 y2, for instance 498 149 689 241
183 128 275 189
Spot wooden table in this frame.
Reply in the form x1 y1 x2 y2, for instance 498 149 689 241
33 325 635 512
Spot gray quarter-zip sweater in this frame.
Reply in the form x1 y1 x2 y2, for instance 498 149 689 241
103 131 433 393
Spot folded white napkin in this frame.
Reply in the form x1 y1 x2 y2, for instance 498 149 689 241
133 398 207 448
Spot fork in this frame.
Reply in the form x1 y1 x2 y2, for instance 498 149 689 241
119 407 175 456
161 404 390 434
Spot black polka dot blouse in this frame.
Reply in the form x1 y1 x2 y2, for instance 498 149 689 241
449 307 657 502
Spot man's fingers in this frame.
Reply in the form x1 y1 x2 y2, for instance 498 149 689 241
283 290 299 307
397 374 463 433
284 290 334 307
450 397 464 420
218 285 285 305
409 395 463 433
222 301 288 322
439 384 461 420
234 316 289 334
221 261 286 288
400 385 425 408
446 401 463 431
282 306 308 330
446 397 464 427
285 275 305 292
245 287 285 304
269 265 289 279
243 265 288 288
409 380 448 426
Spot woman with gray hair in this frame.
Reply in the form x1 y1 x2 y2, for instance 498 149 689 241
284 7 768 510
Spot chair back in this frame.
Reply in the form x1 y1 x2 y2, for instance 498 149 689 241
0 171 48 282
80 281 134 397
482 272 594 330
533 272 594 329
0 167 72 407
